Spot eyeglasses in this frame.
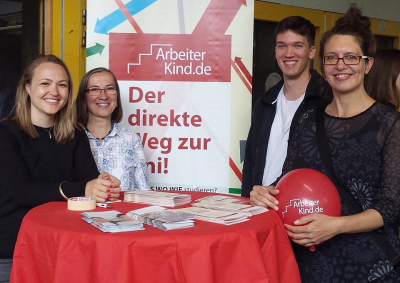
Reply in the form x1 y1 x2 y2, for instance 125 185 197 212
323 55 370 65
86 86 117 96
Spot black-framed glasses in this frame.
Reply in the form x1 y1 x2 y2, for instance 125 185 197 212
86 86 117 96
323 55 370 65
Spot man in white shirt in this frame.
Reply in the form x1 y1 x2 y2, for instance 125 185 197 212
241 16 329 209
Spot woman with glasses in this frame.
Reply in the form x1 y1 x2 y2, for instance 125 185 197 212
76 68 149 191
259 6 400 282
0 56 121 282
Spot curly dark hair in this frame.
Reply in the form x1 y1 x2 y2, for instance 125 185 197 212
319 5 376 72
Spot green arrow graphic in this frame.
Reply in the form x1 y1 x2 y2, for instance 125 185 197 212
86 43 105 57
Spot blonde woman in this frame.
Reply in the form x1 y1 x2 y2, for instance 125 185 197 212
0 55 120 281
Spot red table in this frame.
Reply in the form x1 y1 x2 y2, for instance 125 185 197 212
11 192 300 283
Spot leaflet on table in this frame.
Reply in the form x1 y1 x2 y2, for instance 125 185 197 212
194 195 268 216
124 191 191 207
196 195 252 204
82 210 144 232
175 207 250 225
105 199 122 203
126 206 195 230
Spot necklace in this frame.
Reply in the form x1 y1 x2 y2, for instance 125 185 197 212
87 127 113 141
43 126 54 139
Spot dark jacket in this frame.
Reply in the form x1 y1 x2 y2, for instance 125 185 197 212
241 69 329 197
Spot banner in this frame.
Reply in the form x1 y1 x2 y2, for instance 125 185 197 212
87 0 253 194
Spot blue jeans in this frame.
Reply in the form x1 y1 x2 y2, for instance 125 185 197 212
0 258 12 283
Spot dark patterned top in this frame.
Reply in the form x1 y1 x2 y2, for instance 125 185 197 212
282 103 400 283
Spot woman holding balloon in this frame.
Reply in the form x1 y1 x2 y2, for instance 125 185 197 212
250 6 400 282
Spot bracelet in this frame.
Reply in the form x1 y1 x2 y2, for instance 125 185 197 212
59 181 69 200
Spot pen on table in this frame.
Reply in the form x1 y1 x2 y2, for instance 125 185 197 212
96 203 111 208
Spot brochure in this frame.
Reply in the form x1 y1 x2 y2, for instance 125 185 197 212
82 210 144 233
175 207 250 225
126 206 195 230
194 195 268 216
124 190 192 207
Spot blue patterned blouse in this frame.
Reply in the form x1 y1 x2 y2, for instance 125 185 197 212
86 123 149 191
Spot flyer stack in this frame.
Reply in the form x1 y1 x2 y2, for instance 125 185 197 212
124 190 192 207
192 195 268 216
82 210 144 233
126 206 195 230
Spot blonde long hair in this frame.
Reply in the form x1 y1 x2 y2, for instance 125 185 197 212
11 54 76 143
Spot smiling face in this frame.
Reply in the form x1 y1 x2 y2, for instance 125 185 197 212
275 30 316 81
86 71 118 121
323 35 374 96
25 62 69 125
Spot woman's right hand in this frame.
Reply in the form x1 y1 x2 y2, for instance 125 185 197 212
85 177 121 202
250 185 280 210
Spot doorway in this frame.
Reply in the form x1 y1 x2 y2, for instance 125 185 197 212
252 20 281 106
0 0 43 118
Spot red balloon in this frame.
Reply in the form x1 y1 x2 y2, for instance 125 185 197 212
275 168 341 226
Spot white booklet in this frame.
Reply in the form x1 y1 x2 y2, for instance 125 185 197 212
194 195 268 216
175 207 250 225
82 210 144 233
126 206 195 230
124 191 191 207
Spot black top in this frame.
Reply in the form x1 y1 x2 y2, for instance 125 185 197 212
0 119 99 258
241 69 329 197
282 103 400 282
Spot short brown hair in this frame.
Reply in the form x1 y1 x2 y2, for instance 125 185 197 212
275 16 316 47
11 54 76 143
76 67 123 127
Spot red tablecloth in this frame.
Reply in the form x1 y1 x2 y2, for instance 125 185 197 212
11 192 300 283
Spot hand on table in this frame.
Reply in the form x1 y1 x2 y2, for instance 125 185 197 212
99 172 121 188
250 185 280 211
85 173 121 202
284 214 341 247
